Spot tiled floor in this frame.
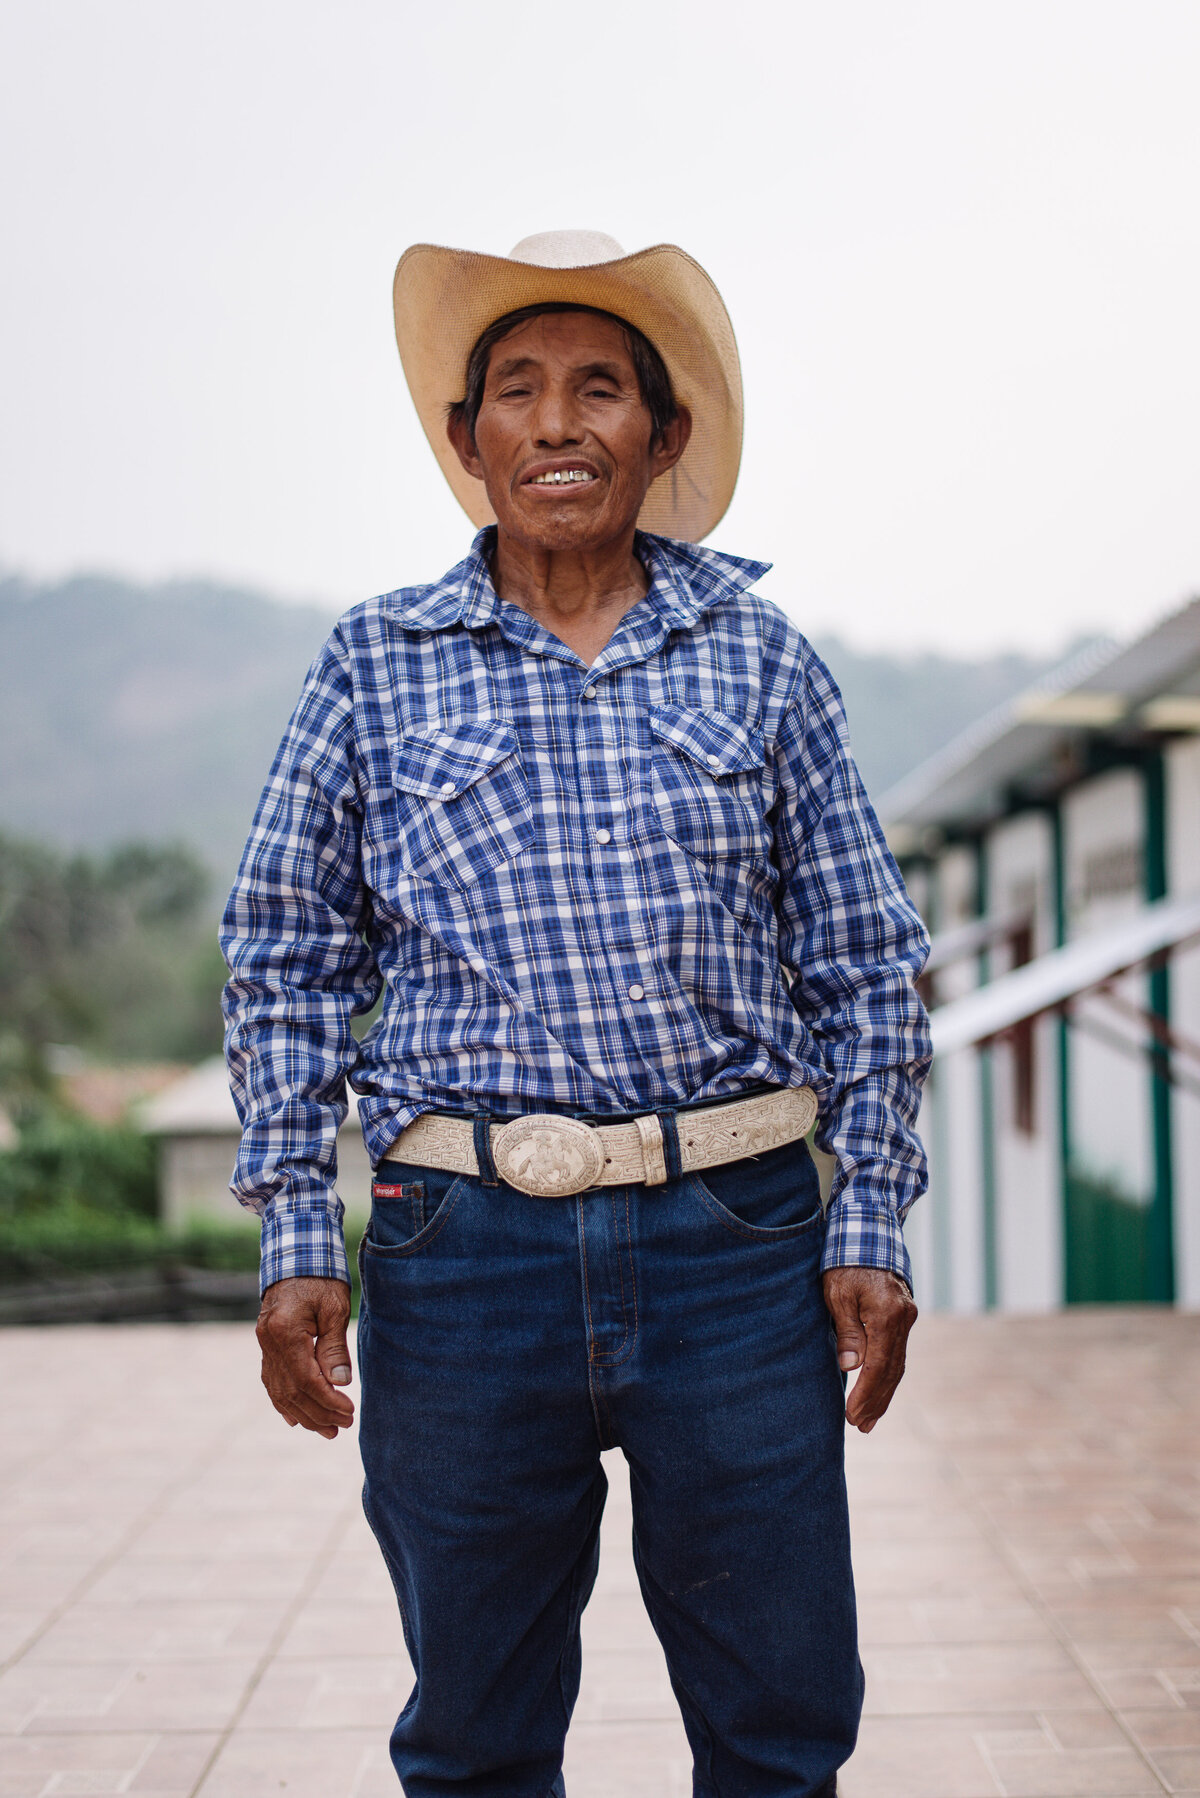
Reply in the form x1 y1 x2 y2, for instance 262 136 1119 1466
1 1309 1198 1796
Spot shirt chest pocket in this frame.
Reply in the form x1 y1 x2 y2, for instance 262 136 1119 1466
647 705 768 862
388 719 536 890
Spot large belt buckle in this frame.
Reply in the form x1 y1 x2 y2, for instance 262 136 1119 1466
491 1114 605 1197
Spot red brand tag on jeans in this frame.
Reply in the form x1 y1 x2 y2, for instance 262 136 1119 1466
372 1183 406 1198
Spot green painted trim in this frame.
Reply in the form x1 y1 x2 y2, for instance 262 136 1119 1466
974 836 998 1310
1050 800 1067 948
1049 801 1072 1304
929 1066 953 1311
1143 751 1175 1303
924 862 952 1311
979 1047 998 1308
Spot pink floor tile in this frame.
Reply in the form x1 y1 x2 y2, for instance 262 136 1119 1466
1 1313 1198 1796
193 1726 385 1798
0 1730 217 1797
562 1719 693 1798
236 1656 411 1732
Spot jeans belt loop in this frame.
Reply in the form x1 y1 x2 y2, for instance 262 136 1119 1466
472 1113 500 1188
658 1109 684 1183
633 1114 668 1186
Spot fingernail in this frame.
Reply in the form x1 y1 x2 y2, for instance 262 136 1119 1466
330 1365 352 1385
838 1352 860 1371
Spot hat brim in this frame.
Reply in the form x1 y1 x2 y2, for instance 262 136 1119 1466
393 243 743 543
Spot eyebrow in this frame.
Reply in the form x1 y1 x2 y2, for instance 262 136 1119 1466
488 355 631 384
576 360 629 383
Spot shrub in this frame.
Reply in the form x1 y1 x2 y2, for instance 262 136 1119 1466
0 1208 266 1284
0 1109 365 1315
0 1110 157 1218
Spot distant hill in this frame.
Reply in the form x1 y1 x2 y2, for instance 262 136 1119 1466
0 572 337 897
0 569 1065 900
811 634 1067 799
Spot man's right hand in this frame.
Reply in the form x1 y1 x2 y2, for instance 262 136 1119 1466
256 1276 355 1439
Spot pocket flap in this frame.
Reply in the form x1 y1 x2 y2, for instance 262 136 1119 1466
649 705 764 777
391 719 521 800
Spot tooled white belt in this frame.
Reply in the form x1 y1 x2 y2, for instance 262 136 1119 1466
382 1086 818 1199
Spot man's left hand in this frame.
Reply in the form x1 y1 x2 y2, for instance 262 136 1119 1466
821 1267 917 1433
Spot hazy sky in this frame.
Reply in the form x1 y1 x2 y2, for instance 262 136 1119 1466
2 1 1198 654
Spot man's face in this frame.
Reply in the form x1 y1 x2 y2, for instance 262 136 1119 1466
447 311 690 554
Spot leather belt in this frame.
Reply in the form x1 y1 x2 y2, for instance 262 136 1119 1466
382 1086 818 1199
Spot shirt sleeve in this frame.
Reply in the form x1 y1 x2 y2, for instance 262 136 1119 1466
770 643 932 1288
219 628 382 1292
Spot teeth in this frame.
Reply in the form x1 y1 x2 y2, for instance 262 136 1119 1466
532 469 593 485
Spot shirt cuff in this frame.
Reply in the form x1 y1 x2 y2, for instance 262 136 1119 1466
258 1199 351 1294
821 1196 913 1292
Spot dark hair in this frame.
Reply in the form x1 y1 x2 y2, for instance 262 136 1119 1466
446 302 679 445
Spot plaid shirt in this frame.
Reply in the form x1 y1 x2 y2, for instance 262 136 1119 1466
222 529 930 1292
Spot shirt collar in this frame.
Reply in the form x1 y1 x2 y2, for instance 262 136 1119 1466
636 533 771 629
386 533 501 632
386 528 771 636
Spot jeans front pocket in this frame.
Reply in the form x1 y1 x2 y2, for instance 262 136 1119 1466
364 1163 466 1257
369 1178 426 1240
386 718 536 890
691 1136 824 1241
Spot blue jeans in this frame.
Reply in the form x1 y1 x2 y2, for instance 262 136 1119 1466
357 1131 860 1797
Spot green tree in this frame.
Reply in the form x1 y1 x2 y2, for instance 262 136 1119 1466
0 833 225 1098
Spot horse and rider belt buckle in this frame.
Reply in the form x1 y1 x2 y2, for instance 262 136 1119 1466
491 1114 606 1197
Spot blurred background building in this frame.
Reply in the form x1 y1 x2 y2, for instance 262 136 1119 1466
884 597 1200 1312
140 1057 372 1231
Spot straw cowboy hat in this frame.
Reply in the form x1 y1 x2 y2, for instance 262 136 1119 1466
392 230 743 543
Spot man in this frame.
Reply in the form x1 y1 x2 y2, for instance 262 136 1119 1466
222 230 930 1798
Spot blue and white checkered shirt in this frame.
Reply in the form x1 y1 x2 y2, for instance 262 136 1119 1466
221 529 930 1292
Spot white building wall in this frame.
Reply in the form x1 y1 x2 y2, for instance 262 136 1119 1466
895 856 937 1303
159 1136 251 1233
902 1099 938 1311
1061 770 1153 1208
985 812 1061 1311
159 1125 373 1232
925 846 986 1311
1167 736 1200 1308
936 1050 986 1311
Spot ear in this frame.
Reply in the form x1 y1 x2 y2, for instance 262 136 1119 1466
446 413 484 481
649 406 693 481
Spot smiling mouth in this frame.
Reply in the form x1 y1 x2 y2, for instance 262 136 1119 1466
526 468 598 486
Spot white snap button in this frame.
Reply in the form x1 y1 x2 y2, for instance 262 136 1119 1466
706 753 721 768
627 983 645 1001
440 780 456 794
583 684 598 699
595 828 612 845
